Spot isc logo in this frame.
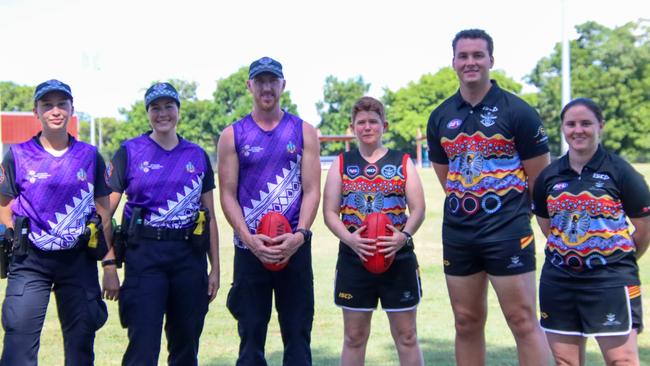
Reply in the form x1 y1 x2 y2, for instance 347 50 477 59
338 292 353 300
364 164 378 177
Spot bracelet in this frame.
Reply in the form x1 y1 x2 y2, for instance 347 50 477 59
101 259 117 267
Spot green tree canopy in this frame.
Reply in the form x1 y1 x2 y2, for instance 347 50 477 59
315 75 370 155
528 20 650 160
384 67 523 155
0 81 34 111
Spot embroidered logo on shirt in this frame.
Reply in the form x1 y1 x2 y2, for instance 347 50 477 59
26 170 51 184
593 173 610 180
139 161 163 173
447 118 462 129
480 106 498 127
346 165 360 178
286 141 296 154
381 165 397 179
186 162 196 173
552 182 569 191
242 144 263 157
364 164 378 178
76 168 87 181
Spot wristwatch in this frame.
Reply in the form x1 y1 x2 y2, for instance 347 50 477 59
294 228 312 243
402 231 414 249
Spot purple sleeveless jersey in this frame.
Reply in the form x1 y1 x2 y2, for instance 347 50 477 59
233 112 304 248
115 134 210 229
11 139 100 250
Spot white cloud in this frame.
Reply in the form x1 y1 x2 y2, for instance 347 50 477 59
1 0 647 124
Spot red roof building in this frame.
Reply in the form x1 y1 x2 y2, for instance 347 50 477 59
1 112 78 155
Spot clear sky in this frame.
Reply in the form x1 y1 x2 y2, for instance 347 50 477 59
1 0 647 125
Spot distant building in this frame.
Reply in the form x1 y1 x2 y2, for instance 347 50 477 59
0 112 78 155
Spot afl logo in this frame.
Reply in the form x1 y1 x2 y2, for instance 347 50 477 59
552 182 568 191
286 141 296 154
447 118 462 129
346 165 360 178
364 164 378 178
381 165 397 178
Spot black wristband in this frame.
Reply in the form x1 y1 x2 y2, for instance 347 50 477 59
101 259 117 267
402 231 414 248
294 228 312 243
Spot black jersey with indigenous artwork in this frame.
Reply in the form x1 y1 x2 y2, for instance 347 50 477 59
533 146 650 288
339 149 410 256
427 81 549 243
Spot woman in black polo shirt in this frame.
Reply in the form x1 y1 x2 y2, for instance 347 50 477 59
533 98 650 365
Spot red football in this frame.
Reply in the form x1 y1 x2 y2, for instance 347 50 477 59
256 211 291 271
360 212 395 274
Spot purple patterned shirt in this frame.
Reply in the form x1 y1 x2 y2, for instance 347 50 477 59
233 112 304 248
1 136 110 250
108 133 214 229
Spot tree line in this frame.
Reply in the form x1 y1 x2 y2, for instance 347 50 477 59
2 21 650 161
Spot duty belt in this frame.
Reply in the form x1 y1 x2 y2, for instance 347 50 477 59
138 226 193 241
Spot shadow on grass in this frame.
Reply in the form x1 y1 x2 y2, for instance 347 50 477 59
200 337 501 366
200 345 339 366
201 337 650 365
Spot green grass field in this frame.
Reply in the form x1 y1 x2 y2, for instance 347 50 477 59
2 167 650 365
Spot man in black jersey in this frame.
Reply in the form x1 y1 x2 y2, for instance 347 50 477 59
427 29 551 365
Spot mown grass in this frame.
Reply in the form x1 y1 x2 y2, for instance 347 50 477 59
1 166 650 365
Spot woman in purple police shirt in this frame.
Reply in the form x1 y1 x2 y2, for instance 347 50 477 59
107 82 220 366
0 79 118 366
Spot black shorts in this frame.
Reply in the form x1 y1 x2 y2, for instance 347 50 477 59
442 234 536 276
540 282 643 337
334 246 421 311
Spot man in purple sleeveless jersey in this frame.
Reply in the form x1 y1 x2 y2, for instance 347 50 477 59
0 80 118 366
217 57 321 366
